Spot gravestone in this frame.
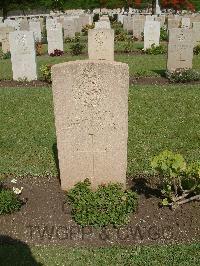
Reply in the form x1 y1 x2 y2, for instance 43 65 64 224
9 31 37 81
63 19 76 38
52 60 129 190
20 18 29 31
167 28 193 72
95 21 111 29
168 19 180 29
88 29 114 60
47 23 63 54
144 21 160 50
181 17 190 28
193 22 200 45
29 21 42 42
0 26 15 53
133 17 145 40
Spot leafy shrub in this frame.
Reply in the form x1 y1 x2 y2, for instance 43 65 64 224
151 150 200 208
0 50 11 59
166 69 200 83
160 27 168 41
193 44 200 55
93 13 99 22
65 37 75 43
145 44 166 55
50 49 64 57
67 179 138 227
123 40 135 53
35 42 44 56
70 39 85 55
40 64 52 83
0 186 22 214
82 23 94 36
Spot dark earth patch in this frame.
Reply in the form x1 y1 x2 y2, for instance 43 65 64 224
0 176 199 247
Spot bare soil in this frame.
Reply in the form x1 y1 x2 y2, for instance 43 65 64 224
0 175 199 247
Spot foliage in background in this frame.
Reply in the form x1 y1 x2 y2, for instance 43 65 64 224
40 64 52 83
70 37 85 55
82 23 95 36
0 50 11 60
145 44 167 55
160 27 168 41
35 42 44 56
166 69 200 83
67 179 138 227
151 150 200 208
0 185 22 214
193 44 200 55
49 49 64 57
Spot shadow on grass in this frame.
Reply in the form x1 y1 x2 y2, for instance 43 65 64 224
0 235 42 265
153 69 166 77
129 176 161 199
52 143 61 185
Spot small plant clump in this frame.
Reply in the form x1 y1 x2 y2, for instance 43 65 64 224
193 44 200 55
67 179 138 227
151 150 200 209
160 27 168 41
82 24 95 35
166 69 200 83
50 49 64 57
0 185 22 214
40 64 52 83
123 40 135 53
0 50 11 60
35 42 44 56
70 38 85 55
145 44 166 55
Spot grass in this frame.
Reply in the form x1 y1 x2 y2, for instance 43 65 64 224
1 84 200 178
0 243 199 265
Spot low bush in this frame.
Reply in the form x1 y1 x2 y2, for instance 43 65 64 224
160 27 168 41
193 44 200 55
40 64 52 83
70 39 85 55
67 179 138 227
0 186 22 214
145 44 166 55
123 40 135 53
82 24 94 36
151 150 200 209
166 69 200 83
0 51 11 59
49 49 64 57
35 42 44 56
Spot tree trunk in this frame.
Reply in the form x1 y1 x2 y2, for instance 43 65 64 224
3 7 8 22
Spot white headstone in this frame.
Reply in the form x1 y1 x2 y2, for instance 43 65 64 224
9 31 37 81
144 21 160 50
29 21 41 42
47 23 63 54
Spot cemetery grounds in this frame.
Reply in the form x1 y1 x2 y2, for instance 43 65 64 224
0 23 200 265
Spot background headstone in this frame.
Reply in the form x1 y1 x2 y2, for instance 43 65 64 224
167 28 193 72
9 31 37 81
88 29 114 60
47 23 63 54
144 21 160 50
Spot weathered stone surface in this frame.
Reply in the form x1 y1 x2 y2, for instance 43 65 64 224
63 19 76 38
20 18 29 31
133 17 145 40
193 22 200 45
181 17 191 28
9 31 37 81
52 60 129 190
168 19 180 29
0 26 14 53
144 21 160 50
88 29 114 60
167 28 193 72
95 21 111 29
29 21 42 42
47 23 63 54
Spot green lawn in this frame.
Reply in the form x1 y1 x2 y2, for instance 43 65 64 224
0 243 199 266
1 51 200 80
1 84 200 178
